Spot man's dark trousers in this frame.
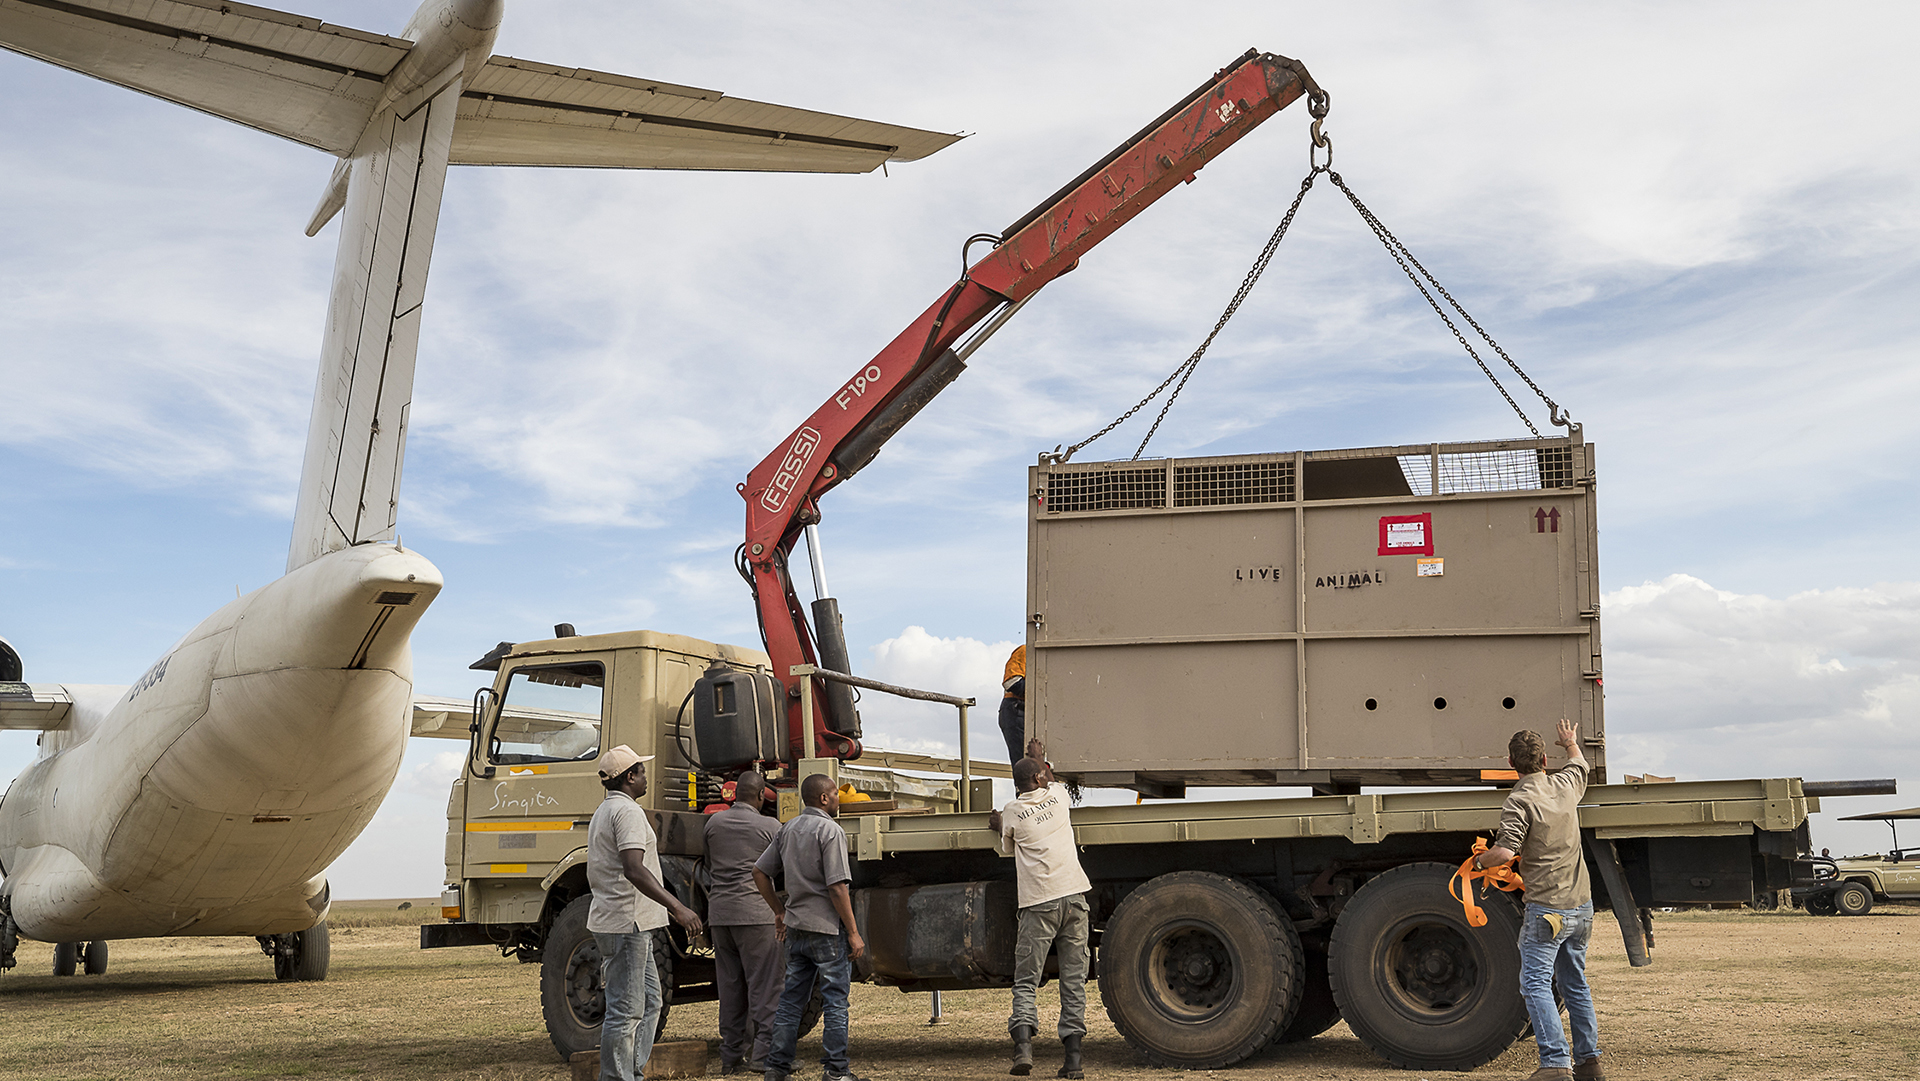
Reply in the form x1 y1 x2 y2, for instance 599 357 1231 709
714 924 783 1068
998 695 1025 767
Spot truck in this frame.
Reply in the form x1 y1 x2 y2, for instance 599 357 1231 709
415 620 1849 1070
415 48 1876 1072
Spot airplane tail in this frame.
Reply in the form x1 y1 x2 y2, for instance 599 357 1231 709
286 77 462 573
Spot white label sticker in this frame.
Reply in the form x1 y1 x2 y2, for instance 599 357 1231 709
1417 557 1444 577
1386 521 1428 549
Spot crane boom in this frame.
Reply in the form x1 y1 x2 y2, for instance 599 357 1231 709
737 49 1325 762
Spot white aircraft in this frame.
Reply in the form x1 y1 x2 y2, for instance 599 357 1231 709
0 0 956 980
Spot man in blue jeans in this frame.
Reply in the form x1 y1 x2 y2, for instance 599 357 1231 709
1475 719 1604 1081
588 745 705 1081
752 773 868 1081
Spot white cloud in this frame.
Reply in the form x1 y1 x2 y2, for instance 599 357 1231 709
1602 575 1920 855
860 627 1019 760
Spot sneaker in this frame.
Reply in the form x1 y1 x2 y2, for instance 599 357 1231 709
1572 1058 1606 1081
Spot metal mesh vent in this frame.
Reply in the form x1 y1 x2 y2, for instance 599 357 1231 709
1536 446 1576 487
1046 467 1166 513
1438 449 1545 493
1173 460 1294 506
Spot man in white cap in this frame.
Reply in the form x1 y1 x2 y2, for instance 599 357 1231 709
591 744 704 1081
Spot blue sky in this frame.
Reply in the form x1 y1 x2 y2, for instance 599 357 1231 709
4 1 1918 898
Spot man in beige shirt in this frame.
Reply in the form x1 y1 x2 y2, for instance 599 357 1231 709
990 741 1090 1080
1474 720 1603 1081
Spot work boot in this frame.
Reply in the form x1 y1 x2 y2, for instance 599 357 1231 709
1572 1058 1606 1081
764 1069 789 1081
1010 1025 1035 1076
1524 1069 1572 1081
1058 1034 1084 1080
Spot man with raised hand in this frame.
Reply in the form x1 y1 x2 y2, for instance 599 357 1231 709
990 741 1091 1079
1474 720 1603 1081
753 773 868 1081
590 745 704 1081
705 771 783 1074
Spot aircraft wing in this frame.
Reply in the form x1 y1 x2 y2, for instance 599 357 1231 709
453 55 962 172
411 694 598 740
0 0 406 154
0 683 71 730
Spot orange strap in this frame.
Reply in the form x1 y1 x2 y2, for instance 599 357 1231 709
1450 837 1524 928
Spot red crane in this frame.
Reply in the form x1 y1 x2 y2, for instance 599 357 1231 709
736 49 1325 762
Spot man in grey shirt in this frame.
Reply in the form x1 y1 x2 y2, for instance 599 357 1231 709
704 771 782 1074
589 745 703 1081
752 773 867 1081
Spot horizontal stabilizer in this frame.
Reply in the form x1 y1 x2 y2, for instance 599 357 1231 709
0 0 408 154
452 54 962 172
0 683 72 730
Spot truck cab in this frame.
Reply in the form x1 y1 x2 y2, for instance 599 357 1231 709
418 627 972 1057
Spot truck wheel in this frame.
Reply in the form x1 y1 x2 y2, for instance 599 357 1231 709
1328 862 1527 1071
651 928 676 1041
1276 935 1340 1043
52 942 78 977
543 895 606 1059
81 940 109 975
1101 871 1302 1068
1806 892 1838 917
542 898 677 1060
1833 881 1874 917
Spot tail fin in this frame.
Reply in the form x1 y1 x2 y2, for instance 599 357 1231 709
287 79 462 573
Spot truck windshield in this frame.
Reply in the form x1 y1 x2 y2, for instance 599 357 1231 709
492 661 605 764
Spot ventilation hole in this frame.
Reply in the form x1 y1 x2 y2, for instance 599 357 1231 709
1502 697 1516 709
1433 697 1448 710
1365 698 1377 711
374 591 416 606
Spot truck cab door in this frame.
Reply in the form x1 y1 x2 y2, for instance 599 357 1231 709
460 654 614 920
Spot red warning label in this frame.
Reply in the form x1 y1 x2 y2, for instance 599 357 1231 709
1377 512 1434 557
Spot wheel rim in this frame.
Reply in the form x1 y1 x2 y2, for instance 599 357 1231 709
1141 920 1241 1023
564 937 606 1028
1375 916 1485 1022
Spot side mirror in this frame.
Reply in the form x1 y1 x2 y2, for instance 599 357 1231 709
469 685 498 779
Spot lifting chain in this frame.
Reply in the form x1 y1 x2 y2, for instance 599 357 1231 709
1325 170 1568 438
1055 92 1572 463
1056 166 1320 464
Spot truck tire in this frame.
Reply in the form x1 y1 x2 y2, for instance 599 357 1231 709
1806 891 1838 917
541 896 675 1061
1328 862 1528 1071
1833 881 1874 917
1276 935 1340 1043
1101 871 1302 1068
1246 889 1337 1044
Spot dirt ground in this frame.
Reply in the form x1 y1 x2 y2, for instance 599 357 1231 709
0 903 1915 1081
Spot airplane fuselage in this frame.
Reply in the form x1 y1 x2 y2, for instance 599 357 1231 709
0 544 441 941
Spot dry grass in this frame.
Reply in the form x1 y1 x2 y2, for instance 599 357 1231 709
2 906 1916 1080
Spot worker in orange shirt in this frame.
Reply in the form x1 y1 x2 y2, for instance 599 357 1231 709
998 644 1026 766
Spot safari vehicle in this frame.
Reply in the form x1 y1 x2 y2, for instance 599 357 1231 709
1793 806 1920 916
